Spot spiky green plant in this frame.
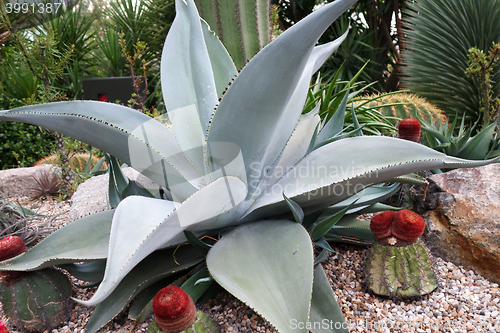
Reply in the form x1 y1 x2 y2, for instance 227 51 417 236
357 92 447 127
0 0 498 332
365 210 438 298
194 0 270 69
419 114 500 171
402 0 500 124
365 239 438 298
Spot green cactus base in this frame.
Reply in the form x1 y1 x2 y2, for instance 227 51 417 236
148 310 220 333
0 268 73 333
365 238 438 298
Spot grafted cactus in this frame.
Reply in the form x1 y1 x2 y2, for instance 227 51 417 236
365 211 438 298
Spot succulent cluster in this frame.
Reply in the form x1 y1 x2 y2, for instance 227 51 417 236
0 236 72 333
366 210 438 298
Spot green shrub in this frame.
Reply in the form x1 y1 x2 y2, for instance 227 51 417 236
0 122 55 169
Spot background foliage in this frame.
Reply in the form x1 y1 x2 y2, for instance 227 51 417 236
402 0 500 124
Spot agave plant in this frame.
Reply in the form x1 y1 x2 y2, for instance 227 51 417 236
0 0 498 332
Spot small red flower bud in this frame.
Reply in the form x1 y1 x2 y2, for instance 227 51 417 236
153 286 197 333
392 210 425 243
0 236 28 285
370 210 395 239
398 118 421 142
0 317 9 333
0 236 27 262
370 210 425 246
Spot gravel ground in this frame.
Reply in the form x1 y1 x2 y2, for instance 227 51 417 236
1 197 500 333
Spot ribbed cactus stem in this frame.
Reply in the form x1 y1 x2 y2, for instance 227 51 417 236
360 93 446 127
194 0 270 69
365 239 438 298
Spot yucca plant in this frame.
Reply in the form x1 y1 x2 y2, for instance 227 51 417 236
402 0 500 124
0 0 498 332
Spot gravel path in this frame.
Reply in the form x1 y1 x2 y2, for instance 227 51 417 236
1 197 499 333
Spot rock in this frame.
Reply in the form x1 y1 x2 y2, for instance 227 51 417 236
68 167 159 222
0 164 56 198
411 164 500 283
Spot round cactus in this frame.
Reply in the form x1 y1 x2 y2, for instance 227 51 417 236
0 268 73 333
0 236 73 333
398 118 421 142
365 239 438 298
149 286 220 333
153 286 197 333
359 93 446 126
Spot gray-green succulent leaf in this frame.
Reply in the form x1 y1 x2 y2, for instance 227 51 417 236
0 210 114 271
207 220 314 333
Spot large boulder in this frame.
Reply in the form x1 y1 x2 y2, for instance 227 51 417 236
68 168 159 222
0 164 56 198
412 164 500 283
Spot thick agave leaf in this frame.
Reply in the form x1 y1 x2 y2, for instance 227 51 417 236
81 176 247 306
309 265 348 333
207 220 314 333
264 106 320 191
0 101 203 201
243 136 500 220
325 217 376 245
84 245 204 333
206 0 357 195
0 210 114 271
162 0 237 175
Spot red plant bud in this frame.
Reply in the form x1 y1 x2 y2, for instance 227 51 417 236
392 210 425 243
0 317 9 333
153 286 197 333
370 211 395 239
398 118 421 142
0 236 27 262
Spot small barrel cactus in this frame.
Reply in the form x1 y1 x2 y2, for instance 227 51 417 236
365 210 438 298
33 153 107 173
398 118 421 142
361 93 446 126
148 286 219 333
0 236 73 333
